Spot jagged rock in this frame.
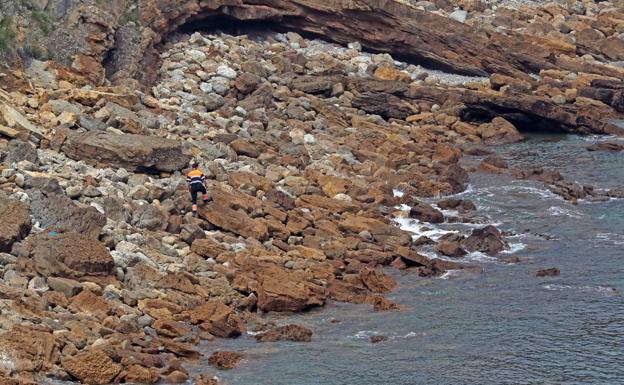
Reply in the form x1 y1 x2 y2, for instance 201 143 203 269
17 232 114 279
47 276 82 297
62 349 122 385
194 374 220 385
437 199 476 211
359 267 396 294
191 237 226 259
479 117 524 145
436 240 468 258
186 301 246 338
69 290 114 320
60 131 191 172
0 196 31 252
208 351 242 370
256 267 326 312
0 326 58 373
536 268 560 277
587 142 624 152
0 103 43 138
3 140 38 165
462 225 508 256
28 190 106 239
131 203 168 231
255 324 313 342
199 202 268 241
371 335 389 343
409 201 444 223
121 365 159 384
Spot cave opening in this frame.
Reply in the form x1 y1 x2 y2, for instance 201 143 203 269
167 14 482 77
460 106 570 133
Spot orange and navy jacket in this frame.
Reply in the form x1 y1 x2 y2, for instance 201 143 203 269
186 169 206 186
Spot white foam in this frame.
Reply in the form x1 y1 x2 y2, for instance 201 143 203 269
351 331 376 339
500 242 526 255
543 284 620 297
394 217 458 241
548 206 583 218
439 269 464 280
596 232 624 245
393 188 405 198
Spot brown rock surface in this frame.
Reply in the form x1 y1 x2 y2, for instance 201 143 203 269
186 301 246 338
62 349 122 385
359 267 397 294
462 225 508 256
255 324 313 342
0 196 31 252
208 351 242 370
18 233 114 279
60 131 191 172
0 326 58 373
256 267 326 312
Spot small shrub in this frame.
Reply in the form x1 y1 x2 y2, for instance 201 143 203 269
0 16 16 52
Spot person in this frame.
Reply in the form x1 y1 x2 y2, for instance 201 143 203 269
186 161 209 217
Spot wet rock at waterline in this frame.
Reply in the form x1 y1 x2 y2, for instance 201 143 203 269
0 1 623 383
255 324 313 342
536 268 561 277
208 351 243 370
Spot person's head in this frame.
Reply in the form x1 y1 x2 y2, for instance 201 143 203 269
190 160 198 169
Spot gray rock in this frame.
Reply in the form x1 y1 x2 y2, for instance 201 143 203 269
60 131 192 173
204 93 225 111
131 203 167 231
3 140 38 166
47 276 82 297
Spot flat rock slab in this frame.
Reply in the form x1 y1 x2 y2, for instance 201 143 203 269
60 131 191 172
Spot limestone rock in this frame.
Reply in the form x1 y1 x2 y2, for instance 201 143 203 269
61 131 191 172
18 232 114 279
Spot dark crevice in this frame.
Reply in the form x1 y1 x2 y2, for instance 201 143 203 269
460 106 568 133
168 14 484 77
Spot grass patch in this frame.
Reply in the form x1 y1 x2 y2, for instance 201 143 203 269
0 16 16 52
31 9 54 34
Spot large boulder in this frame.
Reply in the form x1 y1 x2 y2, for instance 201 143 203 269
0 196 31 252
17 232 114 279
28 190 105 239
0 326 58 373
256 267 326 312
462 225 508 256
62 349 122 385
199 202 269 241
409 201 444 223
255 324 313 342
60 131 191 172
359 267 396 294
185 301 246 338
2 140 38 165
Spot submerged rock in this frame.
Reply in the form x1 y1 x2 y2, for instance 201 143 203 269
208 351 243 370
536 268 560 277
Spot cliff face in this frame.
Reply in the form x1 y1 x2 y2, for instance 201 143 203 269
0 0 571 83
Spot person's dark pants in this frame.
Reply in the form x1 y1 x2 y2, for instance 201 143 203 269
189 184 208 214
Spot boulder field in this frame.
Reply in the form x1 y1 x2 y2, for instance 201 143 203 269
0 0 623 384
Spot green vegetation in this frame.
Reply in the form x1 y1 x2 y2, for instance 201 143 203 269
0 16 16 52
31 9 54 34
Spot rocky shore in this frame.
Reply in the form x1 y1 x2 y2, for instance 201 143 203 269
0 1 623 384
